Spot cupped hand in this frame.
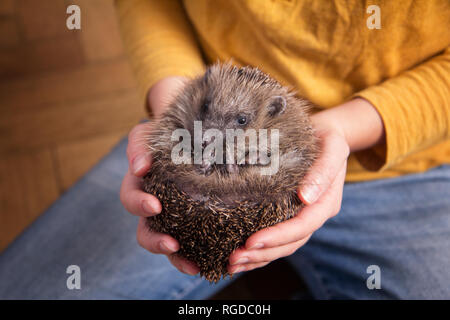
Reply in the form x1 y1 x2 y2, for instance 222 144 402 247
121 86 383 278
228 115 350 274
120 76 200 275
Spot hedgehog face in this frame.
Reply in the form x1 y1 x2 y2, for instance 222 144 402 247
169 65 290 176
148 63 317 203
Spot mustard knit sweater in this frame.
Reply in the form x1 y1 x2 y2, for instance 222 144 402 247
115 0 450 182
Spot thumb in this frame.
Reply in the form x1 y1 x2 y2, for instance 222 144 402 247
126 122 153 176
298 131 349 205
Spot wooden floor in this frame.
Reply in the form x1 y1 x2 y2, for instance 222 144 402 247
0 0 145 252
0 0 307 299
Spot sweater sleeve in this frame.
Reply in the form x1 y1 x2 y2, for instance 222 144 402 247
114 0 205 108
353 47 450 171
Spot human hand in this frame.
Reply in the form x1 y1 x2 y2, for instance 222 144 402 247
120 76 200 275
228 121 349 273
228 98 385 274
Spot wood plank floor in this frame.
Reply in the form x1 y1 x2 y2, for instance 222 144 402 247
0 0 145 251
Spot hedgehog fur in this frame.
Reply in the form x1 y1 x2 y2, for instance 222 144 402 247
143 63 319 283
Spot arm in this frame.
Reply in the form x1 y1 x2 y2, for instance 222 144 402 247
353 47 450 171
115 0 205 108
229 48 450 272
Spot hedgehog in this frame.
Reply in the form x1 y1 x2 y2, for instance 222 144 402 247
143 63 319 282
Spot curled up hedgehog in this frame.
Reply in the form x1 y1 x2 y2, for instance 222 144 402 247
143 63 319 283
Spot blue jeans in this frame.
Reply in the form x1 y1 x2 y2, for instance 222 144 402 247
0 138 449 299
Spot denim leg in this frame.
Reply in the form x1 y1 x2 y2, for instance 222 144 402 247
288 165 450 299
0 138 231 299
3 136 449 299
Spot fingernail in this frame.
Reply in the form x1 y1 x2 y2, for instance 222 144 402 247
301 184 321 204
232 257 249 265
232 266 245 274
248 243 264 250
142 200 159 215
159 241 177 253
132 154 147 175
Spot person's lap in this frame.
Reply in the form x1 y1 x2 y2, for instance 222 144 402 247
288 164 450 299
0 137 449 299
0 138 230 299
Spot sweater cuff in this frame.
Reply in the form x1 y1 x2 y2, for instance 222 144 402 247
351 89 399 172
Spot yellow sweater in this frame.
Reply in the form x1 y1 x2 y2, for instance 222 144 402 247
115 0 450 182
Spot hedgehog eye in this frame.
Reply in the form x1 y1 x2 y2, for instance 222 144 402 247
200 101 209 114
237 115 247 125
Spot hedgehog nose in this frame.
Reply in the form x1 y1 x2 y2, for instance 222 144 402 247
197 136 216 176
198 161 213 176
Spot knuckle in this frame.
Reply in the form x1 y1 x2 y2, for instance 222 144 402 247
287 246 298 256
137 230 157 253
119 185 129 210
333 200 342 216
127 125 148 152
136 232 145 249
119 190 126 209
128 123 145 140
119 181 125 202
251 252 265 263
333 207 341 217
336 203 342 214
119 176 133 211
240 265 250 272
127 129 137 144
168 255 183 272
126 146 136 163
126 145 133 163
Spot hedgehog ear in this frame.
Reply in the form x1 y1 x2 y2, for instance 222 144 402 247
267 96 286 117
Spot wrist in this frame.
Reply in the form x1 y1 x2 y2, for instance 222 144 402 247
311 98 385 153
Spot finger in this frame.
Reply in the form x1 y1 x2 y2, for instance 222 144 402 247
136 217 179 254
120 169 162 217
299 131 349 205
147 76 188 118
229 261 270 274
167 254 200 276
230 236 310 266
246 162 347 249
126 122 153 176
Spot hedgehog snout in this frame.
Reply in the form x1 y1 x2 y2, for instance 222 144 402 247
195 137 216 176
196 136 241 175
